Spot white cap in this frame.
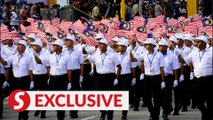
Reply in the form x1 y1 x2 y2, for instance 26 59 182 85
98 38 108 45
52 40 64 47
169 36 177 43
184 34 194 41
95 33 105 39
196 36 208 43
158 39 168 46
64 35 75 41
18 40 27 47
144 38 156 46
27 33 37 40
117 38 128 47
112 36 120 43
175 33 184 40
31 38 43 47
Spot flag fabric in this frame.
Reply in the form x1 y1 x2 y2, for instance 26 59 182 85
2 14 211 46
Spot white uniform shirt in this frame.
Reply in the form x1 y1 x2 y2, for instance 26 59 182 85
127 44 145 67
89 50 120 74
75 43 95 64
162 52 180 75
184 48 213 78
6 52 34 78
117 51 137 75
1 44 17 59
47 52 71 76
64 48 83 70
137 50 165 75
31 49 50 75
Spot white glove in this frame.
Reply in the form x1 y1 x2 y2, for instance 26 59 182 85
179 74 184 82
29 81 34 89
190 72 194 80
113 79 118 86
140 74 144 80
80 75 83 83
47 78 50 85
2 81 9 89
131 78 136 86
89 69 94 76
173 80 178 88
67 82 72 90
161 81 166 89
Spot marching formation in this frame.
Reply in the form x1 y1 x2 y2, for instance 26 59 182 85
0 31 212 120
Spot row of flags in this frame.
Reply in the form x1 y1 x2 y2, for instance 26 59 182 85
0 14 212 46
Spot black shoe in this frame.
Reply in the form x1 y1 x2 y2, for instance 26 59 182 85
142 103 147 107
133 107 139 111
34 111 40 117
191 105 196 109
163 114 169 120
57 118 64 120
71 113 78 119
181 107 188 112
0 114 2 119
100 115 105 120
173 111 179 115
121 114 127 120
41 113 46 119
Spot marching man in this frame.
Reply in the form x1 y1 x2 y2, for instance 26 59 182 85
84 38 121 120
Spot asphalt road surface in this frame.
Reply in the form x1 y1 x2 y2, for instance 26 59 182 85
2 98 201 120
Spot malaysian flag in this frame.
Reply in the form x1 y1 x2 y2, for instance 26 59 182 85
71 20 85 33
167 18 179 27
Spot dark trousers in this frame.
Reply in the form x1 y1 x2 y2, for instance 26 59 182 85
49 74 68 119
162 75 174 115
70 70 81 116
133 67 144 109
82 64 95 90
180 66 190 107
192 76 213 120
0 74 5 115
2 67 14 99
118 74 132 116
33 74 48 116
14 76 30 120
96 73 115 120
174 66 190 112
144 75 162 120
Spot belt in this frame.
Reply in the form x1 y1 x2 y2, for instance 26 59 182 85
14 76 28 80
50 74 66 78
145 75 160 77
165 74 172 77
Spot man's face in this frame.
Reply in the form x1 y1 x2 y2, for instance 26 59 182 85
32 45 40 51
98 43 107 52
159 45 168 52
17 44 26 53
145 44 154 51
53 45 61 52
118 45 126 52
65 40 74 48
197 40 206 49
177 39 183 46
184 39 192 47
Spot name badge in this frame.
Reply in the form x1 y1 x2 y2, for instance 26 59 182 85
56 66 61 71
15 63 19 68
